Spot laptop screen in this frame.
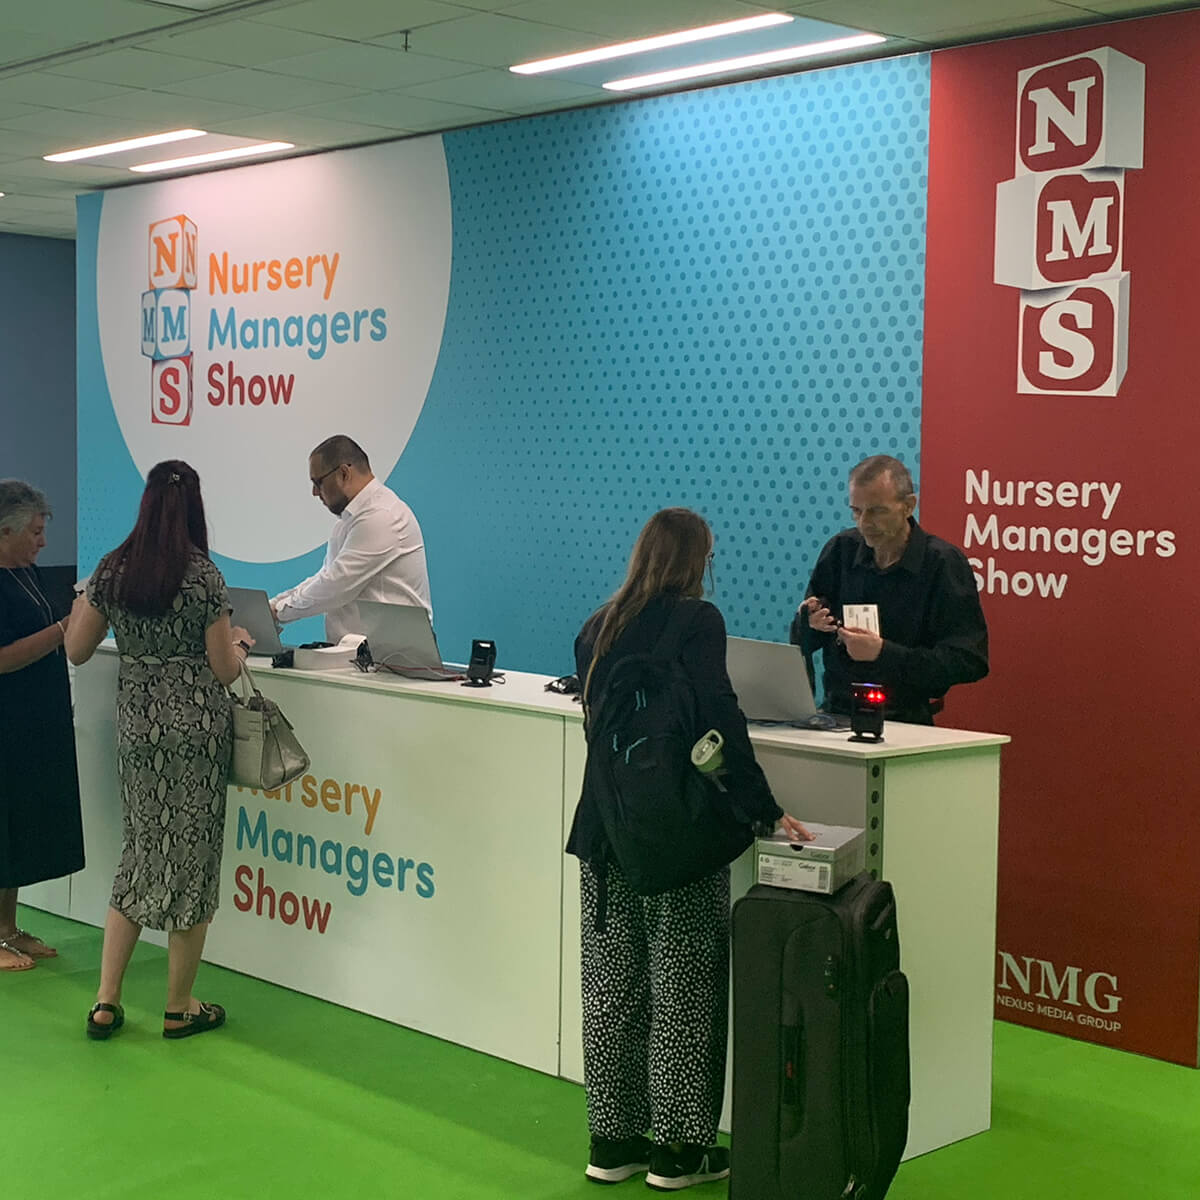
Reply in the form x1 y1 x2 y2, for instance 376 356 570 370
725 636 819 723
354 600 450 677
227 587 286 656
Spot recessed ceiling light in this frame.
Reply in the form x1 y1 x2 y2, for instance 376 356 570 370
45 129 207 163
511 13 794 75
129 141 295 173
603 33 886 91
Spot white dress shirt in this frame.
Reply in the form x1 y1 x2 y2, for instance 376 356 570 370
271 478 432 642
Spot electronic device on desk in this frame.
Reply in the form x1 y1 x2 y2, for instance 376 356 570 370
725 636 850 729
849 682 886 742
462 639 497 688
353 600 462 680
227 586 294 657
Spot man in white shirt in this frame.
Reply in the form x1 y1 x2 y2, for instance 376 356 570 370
270 435 432 642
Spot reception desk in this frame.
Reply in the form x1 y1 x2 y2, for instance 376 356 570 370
47 645 1005 1160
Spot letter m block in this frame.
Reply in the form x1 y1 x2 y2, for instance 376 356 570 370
995 170 1123 290
148 214 197 290
1016 48 1144 176
140 289 191 361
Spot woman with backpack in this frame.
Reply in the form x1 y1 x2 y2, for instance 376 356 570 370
569 506 810 1191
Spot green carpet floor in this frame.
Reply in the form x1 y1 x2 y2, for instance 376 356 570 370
7 906 1199 1199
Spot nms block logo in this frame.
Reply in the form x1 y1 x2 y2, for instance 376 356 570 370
994 48 1145 396
141 214 197 425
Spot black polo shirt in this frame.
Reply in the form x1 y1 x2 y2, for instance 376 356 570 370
789 520 988 724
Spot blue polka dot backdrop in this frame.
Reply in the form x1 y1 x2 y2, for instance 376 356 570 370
398 54 930 674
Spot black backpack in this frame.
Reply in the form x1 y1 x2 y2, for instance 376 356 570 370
582 600 755 896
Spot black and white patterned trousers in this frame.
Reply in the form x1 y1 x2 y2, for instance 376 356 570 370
579 859 730 1146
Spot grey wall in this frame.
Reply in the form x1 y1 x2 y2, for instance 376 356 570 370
0 232 76 567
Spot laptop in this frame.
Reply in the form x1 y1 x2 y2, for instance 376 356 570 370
227 587 290 656
725 636 848 729
353 600 461 680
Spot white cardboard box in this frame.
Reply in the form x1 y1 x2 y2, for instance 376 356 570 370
755 822 866 894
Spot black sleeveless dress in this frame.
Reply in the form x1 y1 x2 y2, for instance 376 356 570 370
0 565 85 887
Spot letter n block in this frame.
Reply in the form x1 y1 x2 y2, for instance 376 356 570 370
152 355 193 426
1016 48 1145 176
148 214 197 290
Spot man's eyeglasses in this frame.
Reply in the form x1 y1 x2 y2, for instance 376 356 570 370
310 465 344 490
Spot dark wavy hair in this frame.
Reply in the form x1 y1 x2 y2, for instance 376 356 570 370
95 460 209 617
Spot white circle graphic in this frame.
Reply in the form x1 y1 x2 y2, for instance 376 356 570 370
95 138 452 562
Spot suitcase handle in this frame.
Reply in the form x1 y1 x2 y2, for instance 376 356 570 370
780 1015 805 1137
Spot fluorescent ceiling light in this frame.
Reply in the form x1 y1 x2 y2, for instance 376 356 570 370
44 129 207 163
129 141 294 173
511 12 794 75
603 33 887 91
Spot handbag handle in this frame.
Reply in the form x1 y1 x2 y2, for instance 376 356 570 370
233 660 266 704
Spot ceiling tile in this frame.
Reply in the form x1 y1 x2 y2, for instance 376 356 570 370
209 111 394 147
264 43 476 89
0 32 88 68
296 90 509 130
248 0 478 39
936 6 1100 39
78 89 267 125
157 67 367 108
136 20 350 67
0 72 134 109
794 0 1079 39
399 67 604 109
44 47 232 86
4 0 171 41
381 12 612 67
0 101 43 122
0 108 147 142
3 157 132 188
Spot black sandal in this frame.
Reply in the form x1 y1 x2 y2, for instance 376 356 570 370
86 1002 125 1040
162 1001 226 1039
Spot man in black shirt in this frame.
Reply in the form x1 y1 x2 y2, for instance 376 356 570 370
790 455 988 724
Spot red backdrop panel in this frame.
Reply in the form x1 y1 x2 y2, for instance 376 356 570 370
923 11 1200 1064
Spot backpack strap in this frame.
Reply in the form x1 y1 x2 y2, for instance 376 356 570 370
651 597 701 664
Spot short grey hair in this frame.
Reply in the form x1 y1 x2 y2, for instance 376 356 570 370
848 455 914 500
0 479 52 536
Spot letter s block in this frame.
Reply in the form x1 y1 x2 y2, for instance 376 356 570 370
147 214 197 290
152 355 193 426
1017 273 1129 396
140 288 191 361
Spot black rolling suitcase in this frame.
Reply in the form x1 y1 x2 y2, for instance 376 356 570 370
731 874 910 1200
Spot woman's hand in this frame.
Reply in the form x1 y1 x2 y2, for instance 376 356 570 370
231 626 255 650
777 813 814 842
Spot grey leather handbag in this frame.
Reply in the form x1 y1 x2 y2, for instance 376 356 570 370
228 663 310 789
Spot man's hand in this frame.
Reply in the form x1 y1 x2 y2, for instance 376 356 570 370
778 814 814 842
801 595 838 634
838 625 883 662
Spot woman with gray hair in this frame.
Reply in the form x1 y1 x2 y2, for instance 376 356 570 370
0 480 85 971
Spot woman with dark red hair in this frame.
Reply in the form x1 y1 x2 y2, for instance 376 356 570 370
68 460 253 1040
